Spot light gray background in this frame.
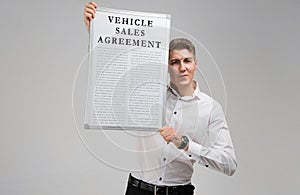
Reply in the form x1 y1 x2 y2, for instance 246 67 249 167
1 0 299 194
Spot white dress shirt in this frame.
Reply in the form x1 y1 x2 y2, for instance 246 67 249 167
132 82 237 186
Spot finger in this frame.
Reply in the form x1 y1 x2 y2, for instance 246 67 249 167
169 132 176 140
84 7 96 20
85 5 97 15
159 127 170 137
84 12 93 21
89 1 98 9
161 130 175 140
85 2 97 10
163 130 176 142
166 134 176 144
85 7 96 14
166 134 174 140
85 8 96 18
85 5 96 14
159 126 171 133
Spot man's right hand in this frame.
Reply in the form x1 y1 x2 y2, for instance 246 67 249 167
84 2 98 32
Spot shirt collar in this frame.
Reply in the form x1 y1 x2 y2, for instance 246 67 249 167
167 80 201 100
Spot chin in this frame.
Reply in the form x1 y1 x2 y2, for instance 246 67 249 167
177 80 191 86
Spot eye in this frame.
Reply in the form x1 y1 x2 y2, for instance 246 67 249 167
184 58 192 63
170 60 179 65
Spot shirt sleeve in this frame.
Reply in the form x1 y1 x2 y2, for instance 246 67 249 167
186 100 237 176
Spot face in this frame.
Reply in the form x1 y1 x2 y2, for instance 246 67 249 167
168 49 197 89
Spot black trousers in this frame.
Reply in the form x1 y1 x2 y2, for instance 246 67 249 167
124 176 195 195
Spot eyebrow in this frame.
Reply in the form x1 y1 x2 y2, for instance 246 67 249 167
169 57 194 61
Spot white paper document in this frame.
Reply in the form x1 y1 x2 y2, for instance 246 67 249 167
85 7 171 131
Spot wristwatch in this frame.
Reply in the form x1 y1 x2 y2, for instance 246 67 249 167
178 135 189 149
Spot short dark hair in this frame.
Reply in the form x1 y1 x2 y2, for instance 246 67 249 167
169 38 196 57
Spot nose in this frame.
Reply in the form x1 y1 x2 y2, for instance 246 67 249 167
179 61 187 72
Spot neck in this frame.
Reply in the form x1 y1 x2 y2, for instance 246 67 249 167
170 81 196 97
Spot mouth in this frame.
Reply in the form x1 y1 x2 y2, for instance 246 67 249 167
179 74 188 78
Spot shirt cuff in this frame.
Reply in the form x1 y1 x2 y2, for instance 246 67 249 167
187 140 202 156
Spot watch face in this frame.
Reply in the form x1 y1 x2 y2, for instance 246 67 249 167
182 136 189 144
179 136 189 149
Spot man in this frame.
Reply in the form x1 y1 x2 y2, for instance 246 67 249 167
84 2 237 195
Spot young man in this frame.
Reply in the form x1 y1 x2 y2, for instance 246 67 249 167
84 2 237 195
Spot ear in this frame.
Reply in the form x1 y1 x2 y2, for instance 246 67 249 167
194 58 198 70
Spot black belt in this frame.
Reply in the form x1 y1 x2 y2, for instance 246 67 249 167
128 174 194 195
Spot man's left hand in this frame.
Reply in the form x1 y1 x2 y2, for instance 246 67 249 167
159 126 182 148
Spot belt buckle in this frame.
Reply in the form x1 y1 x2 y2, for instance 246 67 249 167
154 186 168 195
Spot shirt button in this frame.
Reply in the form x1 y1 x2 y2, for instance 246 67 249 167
159 177 162 181
174 111 177 114
163 158 166 161
205 164 209 167
188 155 192 158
